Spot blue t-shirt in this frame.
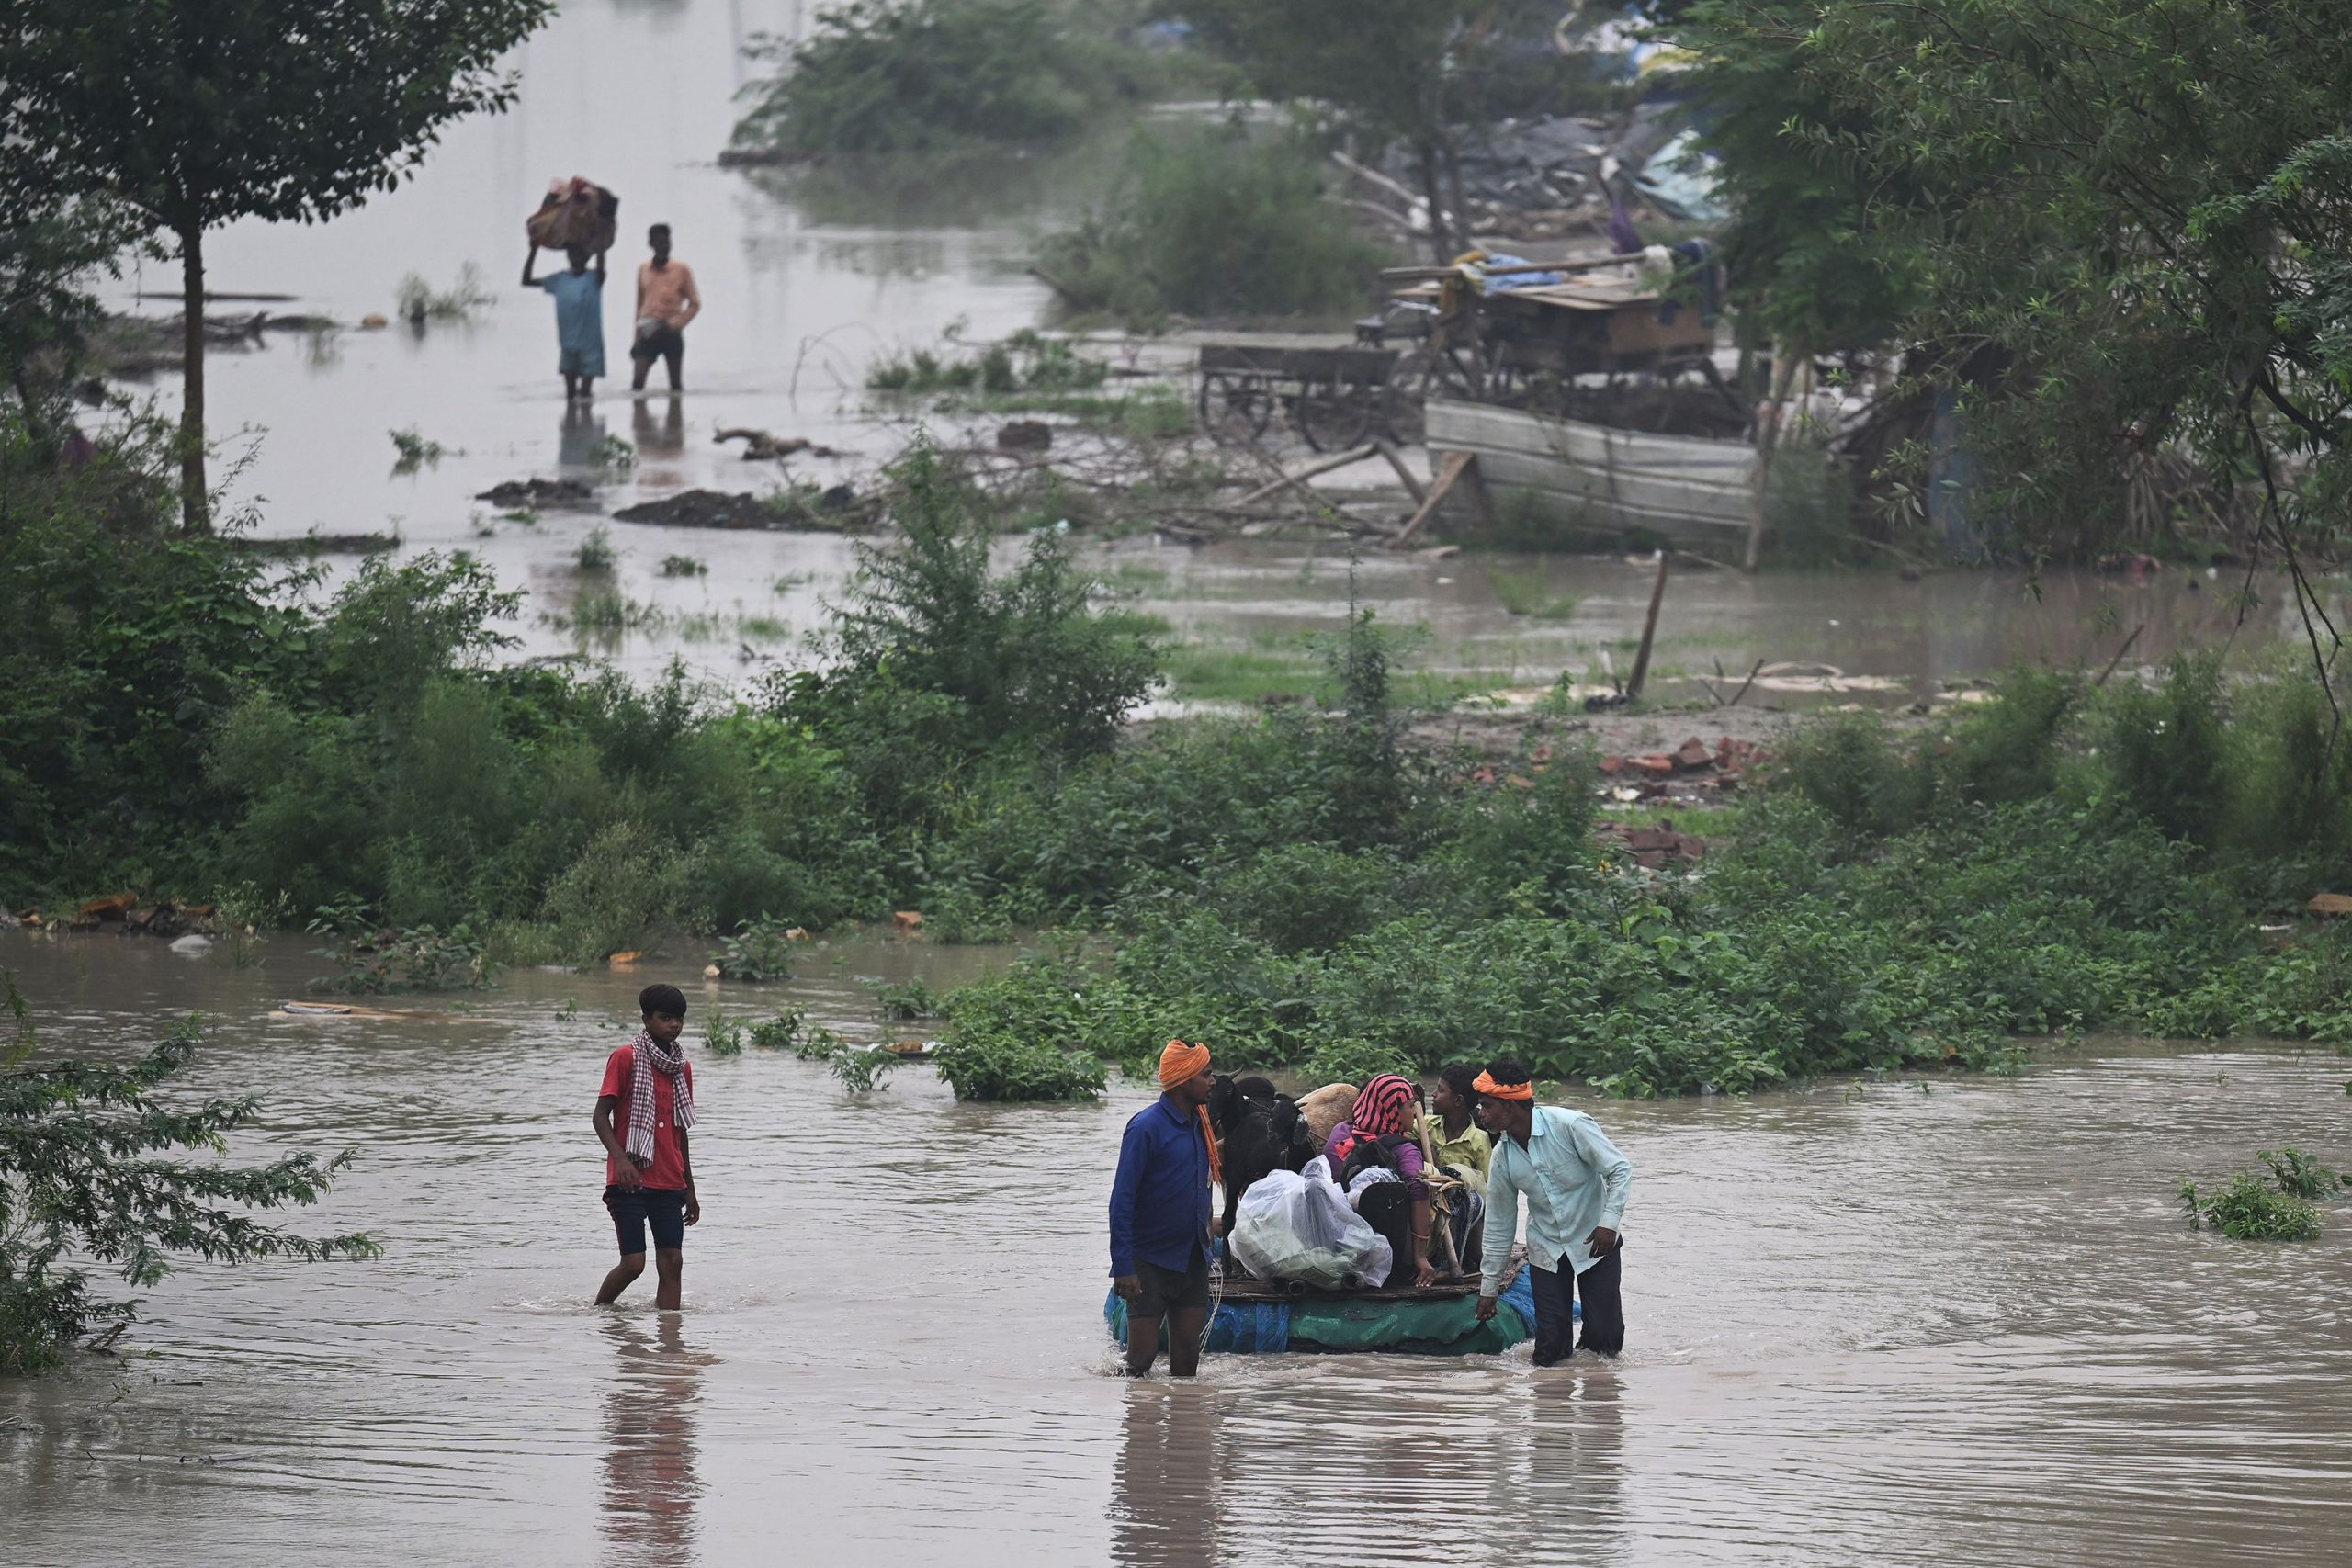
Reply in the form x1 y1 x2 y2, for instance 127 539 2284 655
538 269 605 354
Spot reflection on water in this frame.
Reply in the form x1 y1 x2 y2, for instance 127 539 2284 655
633 396 687 461
599 1316 708 1568
1111 1387 1219 1568
4 933 2352 1564
561 403 612 469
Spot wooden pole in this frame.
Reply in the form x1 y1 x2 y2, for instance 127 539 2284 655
1625 550 1671 701
1374 441 1428 505
1231 443 1381 509
1388 451 1475 548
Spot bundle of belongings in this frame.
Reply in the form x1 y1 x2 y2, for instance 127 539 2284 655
1229 1162 1393 1290
526 176 619 254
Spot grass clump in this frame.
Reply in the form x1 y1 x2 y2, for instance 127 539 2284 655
829 1043 899 1092
658 554 707 578
1037 130 1391 324
389 427 448 469
867 328 1108 396
704 1009 746 1057
395 264 493 322
574 528 616 574
732 0 1161 158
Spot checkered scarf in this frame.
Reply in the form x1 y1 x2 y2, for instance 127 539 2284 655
624 1030 695 1167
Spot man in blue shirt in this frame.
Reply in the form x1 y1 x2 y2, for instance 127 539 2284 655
522 242 607 402
1109 1040 1219 1377
1473 1057 1634 1365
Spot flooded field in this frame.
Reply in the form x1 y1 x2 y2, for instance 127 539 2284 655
98 0 2331 702
4 932 2350 1565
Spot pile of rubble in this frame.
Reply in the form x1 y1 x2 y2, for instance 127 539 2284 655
14 892 216 937
1595 818 1708 870
1598 736 1770 805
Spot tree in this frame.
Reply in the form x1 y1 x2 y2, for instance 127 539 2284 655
1666 0 2352 631
2 0 556 530
1167 0 1611 260
1 978 378 1371
0 175 146 458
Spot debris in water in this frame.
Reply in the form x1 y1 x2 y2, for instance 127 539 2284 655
717 427 839 460
475 477 596 509
996 420 1052 452
612 486 868 531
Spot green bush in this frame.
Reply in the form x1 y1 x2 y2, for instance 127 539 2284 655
712 914 796 981
306 900 497 993
931 1032 1109 1101
2180 1170 2323 1241
1036 130 1390 322
2102 654 2228 846
732 0 1157 156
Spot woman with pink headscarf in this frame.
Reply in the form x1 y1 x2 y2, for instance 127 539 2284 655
1322 1073 1438 1288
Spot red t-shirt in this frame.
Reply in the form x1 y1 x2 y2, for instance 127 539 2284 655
599 1045 695 1190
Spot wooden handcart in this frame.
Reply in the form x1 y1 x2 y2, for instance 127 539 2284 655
1195 333 1405 452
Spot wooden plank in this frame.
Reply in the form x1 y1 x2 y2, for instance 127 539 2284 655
1387 451 1474 548
1427 400 1754 473
1374 441 1428 505
1231 444 1381 508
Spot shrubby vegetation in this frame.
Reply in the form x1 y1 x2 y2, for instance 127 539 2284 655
18 412 2352 1103
1037 130 1391 324
732 0 1170 158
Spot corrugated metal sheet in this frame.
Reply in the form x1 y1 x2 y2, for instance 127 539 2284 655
1425 399 1754 541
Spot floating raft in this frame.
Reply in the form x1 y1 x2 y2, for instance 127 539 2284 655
1105 1258 1549 1357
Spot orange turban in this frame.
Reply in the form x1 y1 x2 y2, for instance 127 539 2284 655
1473 1069 1534 1101
1159 1039 1212 1089
1159 1040 1221 1188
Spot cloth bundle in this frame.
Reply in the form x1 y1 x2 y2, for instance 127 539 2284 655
526 176 620 255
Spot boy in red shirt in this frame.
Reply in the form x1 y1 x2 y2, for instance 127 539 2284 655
594 984 701 1308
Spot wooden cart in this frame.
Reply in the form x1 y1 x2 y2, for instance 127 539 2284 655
1375 255 1736 442
1195 333 1404 452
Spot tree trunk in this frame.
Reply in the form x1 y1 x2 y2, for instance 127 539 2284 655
1744 348 1801 571
1417 142 1453 264
1442 135 1470 249
178 220 209 533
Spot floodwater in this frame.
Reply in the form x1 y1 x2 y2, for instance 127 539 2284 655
5 933 2351 1565
99 0 2332 699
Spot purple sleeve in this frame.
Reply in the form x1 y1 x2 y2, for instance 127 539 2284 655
1398 1139 1428 1201
1322 1122 1349 1166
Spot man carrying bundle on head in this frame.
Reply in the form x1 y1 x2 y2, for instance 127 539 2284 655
1472 1059 1633 1365
1109 1041 1220 1377
594 984 701 1309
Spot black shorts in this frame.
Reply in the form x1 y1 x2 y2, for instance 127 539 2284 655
605 1185 686 1256
631 323 684 363
1131 1247 1210 1317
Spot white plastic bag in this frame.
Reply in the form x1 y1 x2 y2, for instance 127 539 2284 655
1229 1167 1394 1290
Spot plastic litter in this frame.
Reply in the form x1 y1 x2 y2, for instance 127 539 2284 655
1229 1167 1393 1290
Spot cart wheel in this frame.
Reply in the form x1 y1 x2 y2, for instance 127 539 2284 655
1295 374 1374 453
1198 374 1273 445
1378 341 1477 446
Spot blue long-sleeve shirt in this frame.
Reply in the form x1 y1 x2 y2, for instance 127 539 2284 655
1481 1105 1634 1293
1108 1093 1213 1277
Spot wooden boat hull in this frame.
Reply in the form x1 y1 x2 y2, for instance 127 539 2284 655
1425 398 1755 543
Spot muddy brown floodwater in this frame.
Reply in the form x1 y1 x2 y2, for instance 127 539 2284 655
5 932 2351 1564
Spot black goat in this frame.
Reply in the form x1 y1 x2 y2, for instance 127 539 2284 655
1206 1073 1316 1241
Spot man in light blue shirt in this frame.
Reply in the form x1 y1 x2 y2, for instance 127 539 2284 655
1473 1058 1633 1364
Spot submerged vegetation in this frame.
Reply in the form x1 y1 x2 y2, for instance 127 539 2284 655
1037 130 1391 324
2180 1147 2339 1242
0 985 379 1371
